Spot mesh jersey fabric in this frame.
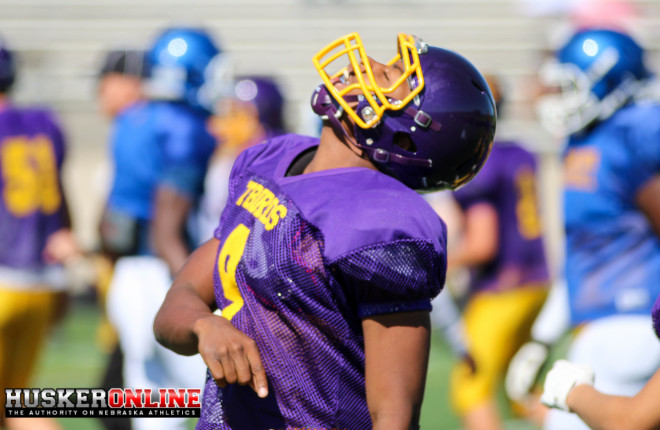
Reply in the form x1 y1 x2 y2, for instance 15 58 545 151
0 105 67 270
198 134 447 429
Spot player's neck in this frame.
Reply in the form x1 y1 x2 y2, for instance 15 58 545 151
304 125 376 174
0 94 8 110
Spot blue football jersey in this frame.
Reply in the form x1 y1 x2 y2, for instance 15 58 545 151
106 101 216 253
563 102 660 324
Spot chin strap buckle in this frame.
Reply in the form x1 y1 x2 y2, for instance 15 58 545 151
372 148 390 163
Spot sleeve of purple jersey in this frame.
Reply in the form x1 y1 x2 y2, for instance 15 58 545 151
653 293 660 341
332 239 447 318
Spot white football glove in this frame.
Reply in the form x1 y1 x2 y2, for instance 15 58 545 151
505 341 549 403
541 359 595 412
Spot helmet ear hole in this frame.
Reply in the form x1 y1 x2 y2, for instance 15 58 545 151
393 132 417 153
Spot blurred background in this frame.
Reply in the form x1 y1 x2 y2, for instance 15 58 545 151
1 0 658 428
4 0 660 272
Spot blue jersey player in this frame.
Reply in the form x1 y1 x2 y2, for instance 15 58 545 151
154 32 496 429
101 27 229 430
535 28 660 430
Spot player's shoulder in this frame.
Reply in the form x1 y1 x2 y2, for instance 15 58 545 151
492 141 536 166
609 102 660 136
615 101 660 122
146 101 209 130
3 104 61 127
304 169 447 259
0 104 65 144
234 133 318 177
599 102 660 154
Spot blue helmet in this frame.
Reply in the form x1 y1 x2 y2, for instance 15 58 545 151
537 28 651 136
0 38 15 93
144 27 232 113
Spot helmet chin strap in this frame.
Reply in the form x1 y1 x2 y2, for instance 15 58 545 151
310 84 433 169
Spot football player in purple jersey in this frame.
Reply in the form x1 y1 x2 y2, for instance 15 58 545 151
154 32 496 429
0 36 77 430
443 74 550 430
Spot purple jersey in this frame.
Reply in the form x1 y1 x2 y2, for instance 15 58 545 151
198 134 447 429
453 142 549 293
0 105 66 269
653 294 660 340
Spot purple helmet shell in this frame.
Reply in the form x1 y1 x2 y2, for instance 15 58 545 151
312 43 496 191
233 76 285 135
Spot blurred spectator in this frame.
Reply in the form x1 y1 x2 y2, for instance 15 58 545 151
0 36 76 430
101 27 226 430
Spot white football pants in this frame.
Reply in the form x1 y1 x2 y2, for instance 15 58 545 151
107 256 208 430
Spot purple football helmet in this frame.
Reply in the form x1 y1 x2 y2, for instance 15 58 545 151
311 33 496 191
233 76 285 135
0 38 15 93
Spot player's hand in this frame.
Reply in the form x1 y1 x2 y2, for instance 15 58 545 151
540 359 594 412
43 228 82 264
505 341 549 403
193 314 269 398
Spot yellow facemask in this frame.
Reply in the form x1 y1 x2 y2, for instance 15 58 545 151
312 32 426 129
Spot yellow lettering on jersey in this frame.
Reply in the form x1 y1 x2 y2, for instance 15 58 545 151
218 223 250 321
564 148 600 191
235 180 287 230
265 205 288 231
1 135 61 217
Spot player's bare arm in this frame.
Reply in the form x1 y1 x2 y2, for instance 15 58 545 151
152 186 193 274
363 311 431 430
636 174 660 238
565 367 660 430
448 202 498 269
153 238 268 398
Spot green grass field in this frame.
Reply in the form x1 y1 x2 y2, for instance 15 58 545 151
32 297 541 430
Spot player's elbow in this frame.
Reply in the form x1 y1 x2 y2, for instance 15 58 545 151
472 241 497 263
369 403 421 430
152 301 198 357
152 306 173 350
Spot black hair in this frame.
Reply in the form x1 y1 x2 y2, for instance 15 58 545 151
99 50 149 79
